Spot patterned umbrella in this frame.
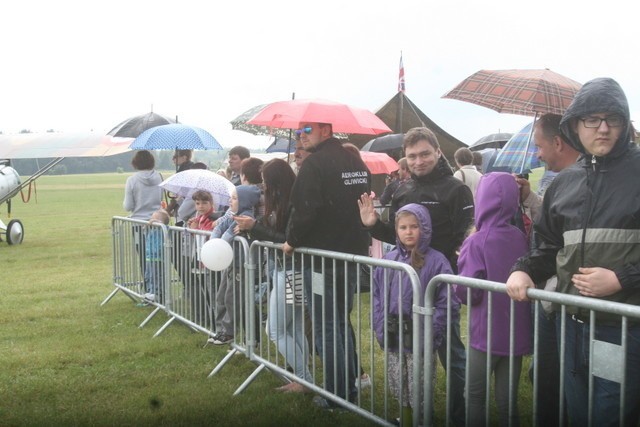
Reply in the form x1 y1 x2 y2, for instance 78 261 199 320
130 124 222 150
230 104 295 138
108 112 177 138
159 169 235 208
492 122 541 174
247 99 391 135
442 68 581 116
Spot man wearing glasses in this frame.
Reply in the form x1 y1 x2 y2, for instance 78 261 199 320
283 122 371 408
507 78 640 426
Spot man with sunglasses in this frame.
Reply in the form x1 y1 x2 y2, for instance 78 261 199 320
283 122 371 408
507 78 640 426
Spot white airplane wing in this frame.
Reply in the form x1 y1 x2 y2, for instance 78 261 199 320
0 132 133 159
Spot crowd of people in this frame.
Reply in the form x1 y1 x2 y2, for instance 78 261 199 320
121 77 640 426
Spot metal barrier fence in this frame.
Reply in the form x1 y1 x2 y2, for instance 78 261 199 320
424 274 640 427
106 217 640 427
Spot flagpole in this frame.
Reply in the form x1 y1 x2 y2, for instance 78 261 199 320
287 92 295 164
396 52 405 134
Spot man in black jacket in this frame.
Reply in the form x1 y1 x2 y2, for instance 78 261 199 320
507 78 640 426
284 122 370 406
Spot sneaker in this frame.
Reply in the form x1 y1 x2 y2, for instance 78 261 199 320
356 373 371 389
311 395 345 412
211 333 233 345
143 293 155 301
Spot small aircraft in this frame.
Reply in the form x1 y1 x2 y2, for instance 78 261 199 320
0 132 133 245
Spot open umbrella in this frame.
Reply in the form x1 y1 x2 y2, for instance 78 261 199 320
265 137 296 153
361 133 404 153
130 124 222 150
442 68 582 116
469 132 513 151
491 122 541 174
108 112 177 138
159 169 235 208
359 151 399 175
247 99 391 135
230 104 295 138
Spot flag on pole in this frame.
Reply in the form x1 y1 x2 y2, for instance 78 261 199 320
398 53 406 92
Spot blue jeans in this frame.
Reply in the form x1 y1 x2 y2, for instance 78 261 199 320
144 260 164 299
304 265 357 400
437 318 466 426
557 313 640 427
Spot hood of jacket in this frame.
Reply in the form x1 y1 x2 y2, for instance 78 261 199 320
474 172 519 231
560 77 633 159
395 203 432 258
235 185 261 214
137 170 163 186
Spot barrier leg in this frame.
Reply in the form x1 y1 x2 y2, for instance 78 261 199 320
100 288 121 306
208 348 239 378
233 363 267 396
153 315 177 338
139 306 162 328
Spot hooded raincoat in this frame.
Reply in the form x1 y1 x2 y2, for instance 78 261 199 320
512 78 640 319
372 203 460 353
456 173 531 355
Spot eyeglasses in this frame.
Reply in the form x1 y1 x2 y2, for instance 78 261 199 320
294 126 313 136
580 115 624 128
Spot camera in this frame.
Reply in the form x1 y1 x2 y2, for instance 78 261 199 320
387 314 413 349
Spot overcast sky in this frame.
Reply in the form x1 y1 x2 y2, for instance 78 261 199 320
1 0 638 150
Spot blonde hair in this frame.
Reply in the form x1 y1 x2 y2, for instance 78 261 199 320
395 210 425 270
150 208 170 225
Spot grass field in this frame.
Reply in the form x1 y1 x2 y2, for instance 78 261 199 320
1 171 539 426
0 173 375 426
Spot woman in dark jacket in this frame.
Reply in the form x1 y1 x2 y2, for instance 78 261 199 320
234 159 312 392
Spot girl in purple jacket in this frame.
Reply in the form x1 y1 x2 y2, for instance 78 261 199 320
455 172 531 427
373 203 460 424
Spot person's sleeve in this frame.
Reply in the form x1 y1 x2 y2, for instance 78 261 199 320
615 263 640 290
522 191 543 222
455 238 486 305
449 184 475 254
511 184 563 285
250 221 286 243
379 181 396 206
123 178 134 212
430 257 459 350
285 163 322 247
372 266 386 348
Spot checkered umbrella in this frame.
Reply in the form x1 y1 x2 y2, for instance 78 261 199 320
492 121 541 174
130 124 222 150
442 69 581 116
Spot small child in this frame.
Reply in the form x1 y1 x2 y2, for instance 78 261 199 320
143 208 170 303
372 203 460 425
187 190 217 232
209 185 261 345
454 172 531 427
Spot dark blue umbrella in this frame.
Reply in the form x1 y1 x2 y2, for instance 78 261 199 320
108 111 177 138
265 137 295 153
130 124 222 150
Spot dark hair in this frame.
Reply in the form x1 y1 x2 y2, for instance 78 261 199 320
193 162 208 170
341 142 361 158
472 151 483 167
261 159 296 232
131 150 155 170
454 147 473 166
173 149 193 160
241 157 264 184
192 189 213 203
228 146 250 160
404 127 440 151
536 113 568 143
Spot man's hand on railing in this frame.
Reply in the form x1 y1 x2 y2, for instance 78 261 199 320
506 271 535 301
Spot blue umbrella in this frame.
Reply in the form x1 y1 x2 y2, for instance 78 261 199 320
491 121 541 174
265 137 296 153
129 124 222 150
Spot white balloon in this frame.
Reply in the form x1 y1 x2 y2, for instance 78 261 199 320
200 238 234 271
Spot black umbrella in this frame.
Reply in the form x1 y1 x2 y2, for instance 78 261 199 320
265 137 296 153
108 112 177 138
361 133 404 153
469 132 513 151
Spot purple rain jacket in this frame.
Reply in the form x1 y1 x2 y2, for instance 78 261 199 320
372 203 460 353
455 172 531 356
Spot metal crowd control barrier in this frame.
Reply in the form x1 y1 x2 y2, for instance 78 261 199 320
423 274 640 427
232 240 424 426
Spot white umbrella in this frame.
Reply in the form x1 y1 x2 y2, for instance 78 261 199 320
159 169 235 208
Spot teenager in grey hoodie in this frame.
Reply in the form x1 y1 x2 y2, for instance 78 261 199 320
123 150 163 220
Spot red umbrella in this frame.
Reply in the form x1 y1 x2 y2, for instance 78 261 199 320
442 68 581 116
359 151 399 175
247 99 391 135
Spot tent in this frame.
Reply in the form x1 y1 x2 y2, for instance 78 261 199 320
348 92 467 162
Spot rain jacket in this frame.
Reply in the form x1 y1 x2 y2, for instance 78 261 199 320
212 185 261 244
455 173 531 355
286 137 371 257
372 203 460 353
123 170 163 220
370 156 474 270
512 78 640 318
